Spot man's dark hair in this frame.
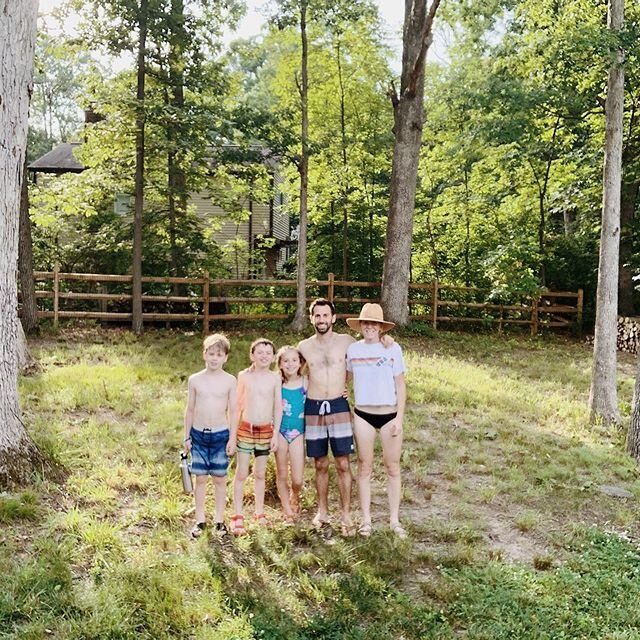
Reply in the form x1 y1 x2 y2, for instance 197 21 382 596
309 298 335 315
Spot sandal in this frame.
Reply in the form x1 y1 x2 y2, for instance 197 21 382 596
340 522 356 538
390 522 407 539
312 513 330 530
230 514 247 536
254 512 271 527
358 522 372 538
190 522 206 539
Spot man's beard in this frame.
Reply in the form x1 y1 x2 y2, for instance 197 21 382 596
314 322 331 335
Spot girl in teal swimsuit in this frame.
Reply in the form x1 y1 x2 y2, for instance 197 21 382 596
275 346 307 522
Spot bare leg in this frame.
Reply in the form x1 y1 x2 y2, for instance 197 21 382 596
313 456 330 525
353 414 376 526
253 455 268 516
334 454 353 531
233 452 251 515
380 423 403 526
289 436 305 514
213 475 227 523
275 434 293 517
194 474 208 523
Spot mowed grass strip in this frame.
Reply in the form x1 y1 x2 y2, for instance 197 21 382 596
1 326 639 639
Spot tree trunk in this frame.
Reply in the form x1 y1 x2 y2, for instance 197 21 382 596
0 0 44 487
167 0 187 296
380 0 442 325
589 0 625 426
291 0 310 332
18 157 38 333
336 37 349 295
132 0 148 335
618 173 638 317
628 355 640 459
17 322 36 372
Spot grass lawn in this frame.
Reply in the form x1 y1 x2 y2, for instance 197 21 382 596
3 325 640 639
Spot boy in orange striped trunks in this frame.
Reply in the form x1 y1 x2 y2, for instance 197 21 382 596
230 338 282 535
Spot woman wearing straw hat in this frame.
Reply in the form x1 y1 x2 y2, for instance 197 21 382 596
346 303 407 539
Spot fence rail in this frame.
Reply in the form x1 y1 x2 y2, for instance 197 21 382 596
29 268 583 335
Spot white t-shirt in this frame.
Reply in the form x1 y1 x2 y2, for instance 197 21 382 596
346 340 405 406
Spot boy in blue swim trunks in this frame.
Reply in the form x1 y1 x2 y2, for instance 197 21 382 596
183 333 237 538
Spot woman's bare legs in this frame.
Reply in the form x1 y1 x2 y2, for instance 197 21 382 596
353 414 376 526
380 423 403 526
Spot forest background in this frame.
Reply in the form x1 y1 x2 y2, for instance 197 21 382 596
27 0 640 325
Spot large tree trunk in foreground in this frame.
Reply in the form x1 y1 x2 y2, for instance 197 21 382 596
589 0 625 426
290 0 310 332
0 0 44 487
380 0 442 326
19 157 38 333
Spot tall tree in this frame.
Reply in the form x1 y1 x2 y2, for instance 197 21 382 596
590 0 625 426
19 158 38 333
132 0 148 334
380 0 442 325
0 0 42 486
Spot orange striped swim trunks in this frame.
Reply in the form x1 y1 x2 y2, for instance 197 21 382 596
237 421 273 457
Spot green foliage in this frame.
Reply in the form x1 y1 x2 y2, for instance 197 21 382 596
446 529 640 639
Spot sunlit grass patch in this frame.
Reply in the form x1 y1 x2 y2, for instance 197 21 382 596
514 509 540 532
0 491 38 522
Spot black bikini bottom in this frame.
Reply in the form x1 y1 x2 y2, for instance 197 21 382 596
354 407 397 430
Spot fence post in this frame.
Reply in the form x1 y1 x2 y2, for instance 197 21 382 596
577 288 583 336
203 270 210 336
531 295 539 336
53 262 60 328
431 279 438 330
328 272 334 303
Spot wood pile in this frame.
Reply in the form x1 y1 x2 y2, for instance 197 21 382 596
617 316 640 354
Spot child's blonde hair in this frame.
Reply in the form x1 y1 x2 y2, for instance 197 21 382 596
203 333 230 355
275 345 305 382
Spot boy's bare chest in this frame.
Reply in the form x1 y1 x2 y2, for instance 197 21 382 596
245 374 276 396
196 377 229 399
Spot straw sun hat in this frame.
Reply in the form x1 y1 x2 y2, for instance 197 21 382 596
346 303 395 333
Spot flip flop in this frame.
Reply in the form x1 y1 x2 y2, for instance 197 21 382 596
311 513 331 530
390 522 407 539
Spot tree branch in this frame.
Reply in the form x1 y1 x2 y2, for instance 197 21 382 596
387 80 399 109
407 0 442 98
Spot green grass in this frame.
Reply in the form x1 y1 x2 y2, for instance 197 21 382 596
3 326 640 638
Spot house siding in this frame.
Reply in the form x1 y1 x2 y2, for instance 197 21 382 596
190 168 291 278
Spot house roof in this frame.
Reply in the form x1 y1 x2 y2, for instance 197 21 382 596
28 142 85 173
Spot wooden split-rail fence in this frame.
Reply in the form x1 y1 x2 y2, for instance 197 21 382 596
30 267 583 336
